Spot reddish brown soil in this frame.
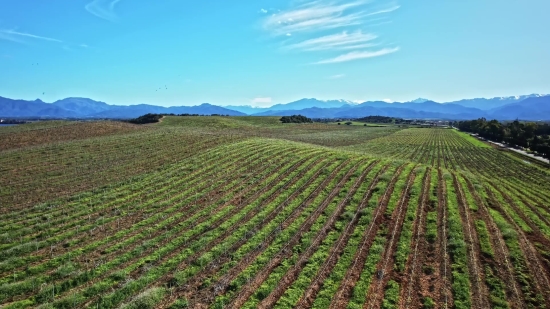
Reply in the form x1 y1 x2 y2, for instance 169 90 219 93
436 168 453 308
255 160 371 309
464 177 524 308
398 168 430 309
156 157 333 307
484 185 550 308
214 160 364 309
452 173 489 309
216 160 355 309
294 164 388 309
0 121 142 151
362 167 416 309
79 155 316 307
329 165 407 309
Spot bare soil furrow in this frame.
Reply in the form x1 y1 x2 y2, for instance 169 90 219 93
328 165 406 309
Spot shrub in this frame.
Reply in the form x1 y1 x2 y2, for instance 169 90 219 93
169 299 189 308
120 287 165 309
423 297 435 308
280 115 313 123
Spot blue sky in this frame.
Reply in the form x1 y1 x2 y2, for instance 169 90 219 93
1 0 549 107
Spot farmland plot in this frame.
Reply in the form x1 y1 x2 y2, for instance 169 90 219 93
0 118 549 308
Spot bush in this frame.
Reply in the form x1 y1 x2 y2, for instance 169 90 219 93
280 115 313 123
169 299 189 308
381 280 399 309
423 297 435 308
120 287 165 309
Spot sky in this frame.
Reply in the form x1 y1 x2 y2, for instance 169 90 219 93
1 0 549 107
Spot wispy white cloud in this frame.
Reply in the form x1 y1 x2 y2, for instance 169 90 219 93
80 44 89 48
0 31 24 43
264 1 368 36
328 74 346 79
251 97 273 107
314 47 399 64
0 30 62 43
365 5 400 16
261 1 400 64
85 0 124 22
260 8 268 13
285 30 377 51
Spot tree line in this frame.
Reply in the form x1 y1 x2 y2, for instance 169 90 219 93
457 118 550 159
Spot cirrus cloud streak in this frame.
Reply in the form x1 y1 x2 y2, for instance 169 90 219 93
85 0 124 22
285 30 377 51
314 47 399 64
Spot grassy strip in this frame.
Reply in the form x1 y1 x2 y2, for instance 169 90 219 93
381 280 399 309
394 166 425 272
444 173 471 309
475 220 494 258
451 129 490 148
484 266 509 309
384 164 415 215
346 228 388 309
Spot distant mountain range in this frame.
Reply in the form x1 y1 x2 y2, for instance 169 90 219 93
225 98 355 114
444 94 546 110
0 97 246 118
1 94 549 120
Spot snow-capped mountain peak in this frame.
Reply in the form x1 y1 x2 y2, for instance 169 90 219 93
407 98 430 103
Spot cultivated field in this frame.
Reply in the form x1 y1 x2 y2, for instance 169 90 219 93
1 117 549 309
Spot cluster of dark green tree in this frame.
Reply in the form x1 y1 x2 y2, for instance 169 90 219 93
128 113 164 124
280 115 313 123
457 118 550 159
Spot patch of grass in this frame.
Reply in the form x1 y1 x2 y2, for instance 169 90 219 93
120 287 165 309
475 220 494 258
381 280 400 309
